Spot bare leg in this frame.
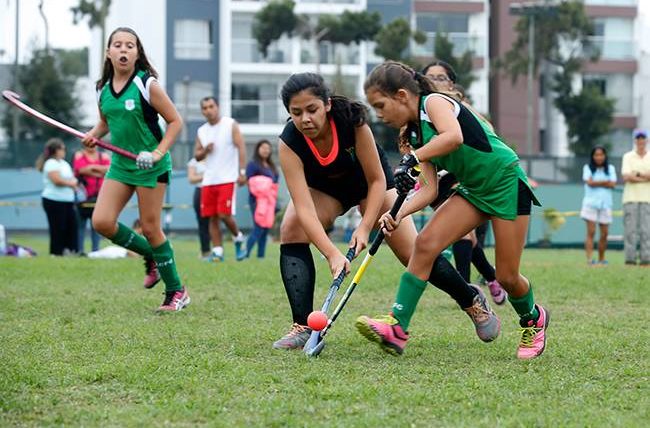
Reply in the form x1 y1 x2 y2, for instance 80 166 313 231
584 220 596 263
491 215 530 298
598 223 609 262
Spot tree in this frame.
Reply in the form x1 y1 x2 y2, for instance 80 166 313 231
2 49 80 140
554 65 615 155
373 18 426 65
252 0 382 69
433 32 476 91
71 0 111 69
499 0 613 155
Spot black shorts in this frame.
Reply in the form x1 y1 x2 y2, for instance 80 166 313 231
517 179 533 216
436 177 533 217
157 171 170 184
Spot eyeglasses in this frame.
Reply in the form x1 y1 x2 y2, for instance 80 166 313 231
427 75 450 82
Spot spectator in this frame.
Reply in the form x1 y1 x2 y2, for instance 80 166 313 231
245 139 280 259
36 138 79 256
187 157 211 259
580 146 616 265
73 145 110 253
194 96 247 262
621 130 650 265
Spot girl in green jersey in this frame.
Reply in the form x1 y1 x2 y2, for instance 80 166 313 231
356 61 549 360
82 27 189 312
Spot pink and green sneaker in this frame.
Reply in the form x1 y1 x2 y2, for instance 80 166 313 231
517 304 550 359
355 314 409 356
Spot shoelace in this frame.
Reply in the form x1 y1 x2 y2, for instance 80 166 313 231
286 323 308 337
465 300 489 323
373 315 398 325
518 326 541 347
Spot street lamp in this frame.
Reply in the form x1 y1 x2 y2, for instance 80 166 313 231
509 1 558 162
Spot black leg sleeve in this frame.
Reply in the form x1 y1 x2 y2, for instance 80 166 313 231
471 245 496 282
280 243 316 325
452 239 473 282
428 255 478 309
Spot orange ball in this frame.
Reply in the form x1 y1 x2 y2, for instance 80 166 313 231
307 310 328 331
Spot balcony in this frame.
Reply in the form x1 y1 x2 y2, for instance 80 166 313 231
300 40 361 65
231 39 291 64
584 0 637 6
588 36 635 60
412 32 485 58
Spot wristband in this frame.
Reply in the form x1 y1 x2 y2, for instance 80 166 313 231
154 149 165 157
239 168 246 176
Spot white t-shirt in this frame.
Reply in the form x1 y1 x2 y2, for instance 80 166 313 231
197 117 238 186
42 158 75 202
187 158 207 188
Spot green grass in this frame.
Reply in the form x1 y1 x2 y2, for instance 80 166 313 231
1 236 648 427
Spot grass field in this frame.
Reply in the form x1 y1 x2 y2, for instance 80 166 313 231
1 235 648 427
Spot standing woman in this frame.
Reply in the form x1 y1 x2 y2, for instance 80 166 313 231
37 138 79 256
358 61 548 359
187 157 211 259
273 73 498 350
580 146 616 265
245 139 280 259
81 27 189 312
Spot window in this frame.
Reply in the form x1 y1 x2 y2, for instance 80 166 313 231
416 13 468 34
231 83 283 124
173 80 214 121
174 19 212 60
583 73 633 115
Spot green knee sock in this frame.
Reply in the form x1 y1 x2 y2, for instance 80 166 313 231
111 222 153 258
391 271 428 331
152 240 182 293
508 284 540 325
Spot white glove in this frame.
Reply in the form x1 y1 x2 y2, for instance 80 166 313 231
136 151 155 170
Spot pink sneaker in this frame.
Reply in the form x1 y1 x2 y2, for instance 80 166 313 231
517 305 550 359
355 314 409 356
487 280 507 305
157 287 190 312
143 258 161 289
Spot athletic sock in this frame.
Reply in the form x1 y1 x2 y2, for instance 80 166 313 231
471 245 496 282
452 239 473 282
391 271 428 331
280 243 315 326
428 255 478 308
111 222 153 258
508 282 540 326
152 240 182 293
212 246 224 257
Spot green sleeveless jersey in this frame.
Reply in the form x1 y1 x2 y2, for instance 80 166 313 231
411 94 539 220
99 70 172 187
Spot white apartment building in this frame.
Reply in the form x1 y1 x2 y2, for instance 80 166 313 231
222 0 370 143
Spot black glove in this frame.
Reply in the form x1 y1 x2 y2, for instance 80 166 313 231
394 152 420 195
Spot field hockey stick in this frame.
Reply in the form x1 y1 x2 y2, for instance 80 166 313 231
303 247 356 354
2 90 138 160
306 192 407 357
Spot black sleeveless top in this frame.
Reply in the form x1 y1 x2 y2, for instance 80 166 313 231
280 115 394 212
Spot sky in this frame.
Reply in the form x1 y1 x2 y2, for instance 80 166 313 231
1 0 649 64
0 0 91 63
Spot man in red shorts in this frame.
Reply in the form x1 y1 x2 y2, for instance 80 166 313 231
194 96 247 261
